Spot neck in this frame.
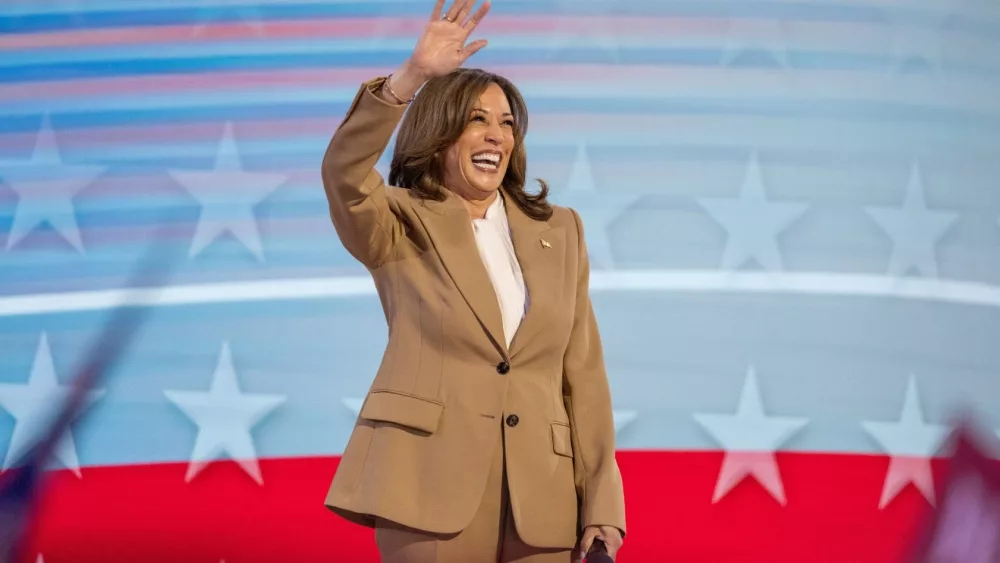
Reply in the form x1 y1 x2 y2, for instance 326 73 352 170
458 190 498 220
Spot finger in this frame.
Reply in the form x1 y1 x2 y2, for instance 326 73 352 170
429 0 446 21
444 0 470 22
455 0 481 23
461 39 488 60
462 0 491 31
578 528 598 560
606 541 620 559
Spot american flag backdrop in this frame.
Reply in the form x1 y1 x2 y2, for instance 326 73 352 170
1 0 999 561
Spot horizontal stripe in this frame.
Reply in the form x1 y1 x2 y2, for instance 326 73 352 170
3 64 999 118
0 0 979 33
0 16 720 51
3 97 999 137
0 0 898 15
2 0 379 14
22 452 944 562
4 270 1000 318
3 111 998 159
1 17 995 65
6 49 975 86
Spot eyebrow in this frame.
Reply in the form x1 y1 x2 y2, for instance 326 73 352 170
472 108 514 118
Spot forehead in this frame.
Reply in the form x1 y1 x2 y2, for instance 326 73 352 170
472 83 512 112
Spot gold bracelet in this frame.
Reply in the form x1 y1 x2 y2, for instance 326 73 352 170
382 74 413 105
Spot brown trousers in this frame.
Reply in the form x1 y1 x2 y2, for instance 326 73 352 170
374 425 576 563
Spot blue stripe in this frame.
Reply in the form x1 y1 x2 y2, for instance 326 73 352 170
2 1 996 36
1 120 995 171
1 48 994 85
0 97 994 134
2 35 996 71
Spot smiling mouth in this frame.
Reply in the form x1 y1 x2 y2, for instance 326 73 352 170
471 152 501 173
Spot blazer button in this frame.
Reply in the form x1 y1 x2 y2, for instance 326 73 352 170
496 361 510 375
505 414 519 427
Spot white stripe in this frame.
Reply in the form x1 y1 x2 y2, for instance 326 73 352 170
3 270 1000 317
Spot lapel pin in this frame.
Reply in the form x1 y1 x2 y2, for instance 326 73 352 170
540 239 551 249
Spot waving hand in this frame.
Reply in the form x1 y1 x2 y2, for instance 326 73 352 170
384 0 492 101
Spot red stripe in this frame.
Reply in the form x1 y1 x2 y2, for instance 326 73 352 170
0 16 721 50
16 451 939 562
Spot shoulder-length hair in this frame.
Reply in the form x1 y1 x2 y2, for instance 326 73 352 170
388 68 553 221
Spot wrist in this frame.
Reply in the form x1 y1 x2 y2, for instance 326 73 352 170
386 60 429 101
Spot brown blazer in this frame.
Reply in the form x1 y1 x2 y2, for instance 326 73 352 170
320 76 626 549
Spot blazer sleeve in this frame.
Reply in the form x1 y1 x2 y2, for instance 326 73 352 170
563 208 627 538
320 77 409 269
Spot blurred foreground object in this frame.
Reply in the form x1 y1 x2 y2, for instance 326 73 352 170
0 238 176 563
908 418 1000 563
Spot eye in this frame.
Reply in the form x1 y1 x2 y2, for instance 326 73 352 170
471 114 487 123
503 119 515 127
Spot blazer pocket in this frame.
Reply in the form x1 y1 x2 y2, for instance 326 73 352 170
551 422 574 458
360 390 444 434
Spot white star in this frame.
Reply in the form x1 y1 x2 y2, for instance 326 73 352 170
1 114 106 253
693 365 809 505
164 342 286 485
0 333 104 477
168 122 287 262
865 160 957 278
547 0 621 63
342 397 363 417
343 399 638 436
551 142 638 270
613 410 638 435
862 374 948 508
191 3 266 36
697 151 808 271
721 16 789 68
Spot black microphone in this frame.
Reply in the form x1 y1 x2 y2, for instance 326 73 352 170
586 539 614 563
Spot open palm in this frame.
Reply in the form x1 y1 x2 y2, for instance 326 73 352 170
409 0 491 78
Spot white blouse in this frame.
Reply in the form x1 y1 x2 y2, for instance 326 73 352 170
471 194 528 349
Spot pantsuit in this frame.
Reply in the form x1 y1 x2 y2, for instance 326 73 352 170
318 76 627 558
375 421 573 563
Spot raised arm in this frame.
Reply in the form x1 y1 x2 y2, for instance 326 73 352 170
319 0 491 269
562 208 627 558
320 69 423 269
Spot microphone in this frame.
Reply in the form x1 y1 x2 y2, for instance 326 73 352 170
586 539 614 563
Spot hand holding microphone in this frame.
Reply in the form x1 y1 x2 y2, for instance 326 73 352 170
579 525 622 562
586 539 614 563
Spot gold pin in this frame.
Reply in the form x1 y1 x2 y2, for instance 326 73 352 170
540 239 551 249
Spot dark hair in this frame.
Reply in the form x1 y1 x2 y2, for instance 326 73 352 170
388 68 552 221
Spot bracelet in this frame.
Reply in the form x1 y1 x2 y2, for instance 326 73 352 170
382 74 413 105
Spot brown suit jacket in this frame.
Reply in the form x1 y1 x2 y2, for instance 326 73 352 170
320 76 626 549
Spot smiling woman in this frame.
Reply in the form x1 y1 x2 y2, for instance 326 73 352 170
317 0 626 561
387 67 553 222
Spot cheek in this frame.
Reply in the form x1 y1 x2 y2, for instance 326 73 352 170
444 147 463 174
504 140 516 166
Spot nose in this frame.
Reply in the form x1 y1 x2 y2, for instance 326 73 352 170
484 119 503 145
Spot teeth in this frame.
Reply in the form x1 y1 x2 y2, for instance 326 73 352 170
472 152 500 164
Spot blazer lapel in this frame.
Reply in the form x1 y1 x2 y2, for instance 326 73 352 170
505 193 565 359
411 192 508 356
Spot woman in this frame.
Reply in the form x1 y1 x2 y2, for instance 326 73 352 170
320 0 626 560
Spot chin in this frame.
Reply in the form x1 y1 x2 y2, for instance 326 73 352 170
470 184 503 197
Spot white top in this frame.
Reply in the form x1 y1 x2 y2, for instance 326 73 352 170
471 194 528 349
